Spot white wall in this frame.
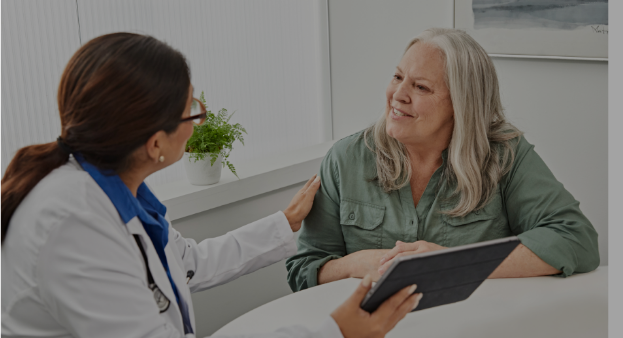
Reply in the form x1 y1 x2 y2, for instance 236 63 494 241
1 0 331 187
328 0 455 138
1 0 81 174
327 0 608 264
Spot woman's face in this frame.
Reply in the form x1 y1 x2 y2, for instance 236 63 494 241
385 42 454 149
162 84 195 164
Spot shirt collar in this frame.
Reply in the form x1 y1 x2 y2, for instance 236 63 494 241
441 148 449 163
73 153 167 224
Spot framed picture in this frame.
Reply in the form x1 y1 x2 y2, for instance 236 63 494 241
454 0 608 60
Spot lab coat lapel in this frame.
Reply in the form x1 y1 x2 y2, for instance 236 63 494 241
165 242 196 331
126 217 185 332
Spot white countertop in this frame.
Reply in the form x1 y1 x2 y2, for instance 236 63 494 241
215 267 608 338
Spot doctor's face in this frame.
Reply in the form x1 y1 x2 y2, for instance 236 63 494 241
161 85 195 165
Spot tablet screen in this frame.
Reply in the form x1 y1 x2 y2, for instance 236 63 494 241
360 236 521 313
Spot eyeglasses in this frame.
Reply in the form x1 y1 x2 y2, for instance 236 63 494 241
180 98 207 125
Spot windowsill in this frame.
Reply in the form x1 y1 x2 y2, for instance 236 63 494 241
152 140 337 221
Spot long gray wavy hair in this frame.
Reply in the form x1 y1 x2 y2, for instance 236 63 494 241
364 28 522 217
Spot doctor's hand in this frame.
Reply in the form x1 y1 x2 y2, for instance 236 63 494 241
283 174 321 232
378 240 446 275
331 274 423 338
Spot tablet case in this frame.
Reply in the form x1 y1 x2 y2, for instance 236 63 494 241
360 236 521 313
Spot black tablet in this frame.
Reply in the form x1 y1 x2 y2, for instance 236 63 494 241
360 236 521 313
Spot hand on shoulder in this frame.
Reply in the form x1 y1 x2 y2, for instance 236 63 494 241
283 174 321 232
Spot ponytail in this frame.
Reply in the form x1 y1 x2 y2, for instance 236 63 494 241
1 141 70 243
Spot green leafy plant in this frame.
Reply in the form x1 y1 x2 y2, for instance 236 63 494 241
185 91 247 178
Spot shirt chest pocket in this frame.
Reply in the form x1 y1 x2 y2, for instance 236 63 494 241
440 191 511 246
340 198 385 253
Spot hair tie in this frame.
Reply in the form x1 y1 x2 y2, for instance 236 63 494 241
56 137 74 154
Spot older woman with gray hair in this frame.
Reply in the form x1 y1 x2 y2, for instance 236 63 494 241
286 28 600 291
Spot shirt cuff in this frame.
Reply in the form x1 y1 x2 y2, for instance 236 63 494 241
305 255 343 289
274 211 298 258
314 316 344 338
517 227 577 277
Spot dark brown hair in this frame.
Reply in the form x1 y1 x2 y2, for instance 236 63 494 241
1 32 191 243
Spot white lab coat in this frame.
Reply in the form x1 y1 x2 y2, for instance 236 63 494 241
1 156 342 338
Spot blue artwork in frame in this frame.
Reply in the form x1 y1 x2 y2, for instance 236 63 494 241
454 0 608 59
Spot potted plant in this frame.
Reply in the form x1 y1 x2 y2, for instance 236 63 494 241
183 92 246 185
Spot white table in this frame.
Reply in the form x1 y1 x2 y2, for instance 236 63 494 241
215 267 607 337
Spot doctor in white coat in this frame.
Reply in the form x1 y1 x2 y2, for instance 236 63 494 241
1 33 422 338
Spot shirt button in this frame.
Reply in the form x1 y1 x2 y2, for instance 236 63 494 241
411 220 414 225
475 210 480 215
349 213 355 220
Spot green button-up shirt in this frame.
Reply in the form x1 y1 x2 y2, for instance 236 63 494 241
286 131 600 292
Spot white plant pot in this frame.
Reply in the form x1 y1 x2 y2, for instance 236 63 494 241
183 152 223 186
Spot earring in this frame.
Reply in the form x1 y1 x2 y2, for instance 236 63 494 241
158 156 165 162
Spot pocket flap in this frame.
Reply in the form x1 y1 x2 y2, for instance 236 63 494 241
442 193 501 226
443 209 496 226
340 198 385 230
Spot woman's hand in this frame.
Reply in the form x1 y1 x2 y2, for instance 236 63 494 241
283 174 321 232
378 240 446 275
318 249 390 285
331 274 423 338
347 249 391 281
